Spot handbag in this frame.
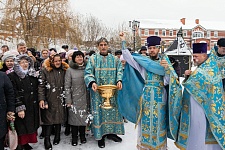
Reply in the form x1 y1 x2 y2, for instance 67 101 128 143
8 121 18 150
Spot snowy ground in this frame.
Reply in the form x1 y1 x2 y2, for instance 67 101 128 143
6 122 179 150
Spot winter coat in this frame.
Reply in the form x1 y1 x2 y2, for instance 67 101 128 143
7 55 39 136
0 72 15 139
65 61 89 126
38 58 69 125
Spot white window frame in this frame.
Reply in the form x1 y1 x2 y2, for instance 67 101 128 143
162 30 166 36
192 31 204 39
154 29 159 36
144 29 149 36
144 40 147 46
214 31 218 38
183 30 187 37
207 31 211 38
169 30 173 36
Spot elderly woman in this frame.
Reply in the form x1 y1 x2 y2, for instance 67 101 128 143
65 51 89 146
0 50 19 74
7 54 39 150
38 54 69 150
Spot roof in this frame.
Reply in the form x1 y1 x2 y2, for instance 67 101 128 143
167 40 178 51
139 19 225 31
165 36 192 56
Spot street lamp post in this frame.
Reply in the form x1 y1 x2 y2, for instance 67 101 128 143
129 20 140 52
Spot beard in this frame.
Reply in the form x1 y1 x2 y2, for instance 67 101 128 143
150 55 158 60
193 59 202 66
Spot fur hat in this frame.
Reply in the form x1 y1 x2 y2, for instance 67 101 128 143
2 50 18 62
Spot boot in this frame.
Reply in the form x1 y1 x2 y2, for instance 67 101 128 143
53 124 61 145
79 126 86 144
23 143 33 150
71 125 78 146
107 134 122 142
16 145 24 150
64 123 70 136
97 138 105 148
44 125 52 150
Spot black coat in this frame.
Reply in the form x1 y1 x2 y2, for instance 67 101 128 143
38 59 69 125
0 72 15 138
8 72 39 136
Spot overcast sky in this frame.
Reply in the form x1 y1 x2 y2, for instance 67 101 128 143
70 0 224 28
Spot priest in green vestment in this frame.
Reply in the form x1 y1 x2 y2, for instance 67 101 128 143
84 37 124 148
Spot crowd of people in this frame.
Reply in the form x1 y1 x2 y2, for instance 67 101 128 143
0 34 224 150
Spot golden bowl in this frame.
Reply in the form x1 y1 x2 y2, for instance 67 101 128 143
97 85 118 109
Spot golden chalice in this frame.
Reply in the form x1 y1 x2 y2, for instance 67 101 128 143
97 85 118 109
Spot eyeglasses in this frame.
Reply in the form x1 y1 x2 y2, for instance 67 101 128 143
99 44 108 47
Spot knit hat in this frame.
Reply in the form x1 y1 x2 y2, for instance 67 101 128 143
65 49 76 59
73 46 78 50
217 38 225 47
2 50 18 62
115 50 122 55
140 46 147 51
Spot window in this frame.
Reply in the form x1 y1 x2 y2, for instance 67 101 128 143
144 40 147 46
162 30 166 36
207 31 211 38
192 31 204 39
169 30 173 36
154 29 159 36
183 30 187 37
144 29 149 36
214 31 218 37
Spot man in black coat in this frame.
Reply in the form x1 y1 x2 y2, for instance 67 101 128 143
0 72 15 150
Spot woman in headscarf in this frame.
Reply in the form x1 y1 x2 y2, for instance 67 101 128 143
8 54 39 150
0 50 19 74
38 54 69 150
65 51 89 146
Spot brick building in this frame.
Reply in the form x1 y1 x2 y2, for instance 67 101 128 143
139 18 225 50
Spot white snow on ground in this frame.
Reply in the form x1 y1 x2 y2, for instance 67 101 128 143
4 122 178 150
